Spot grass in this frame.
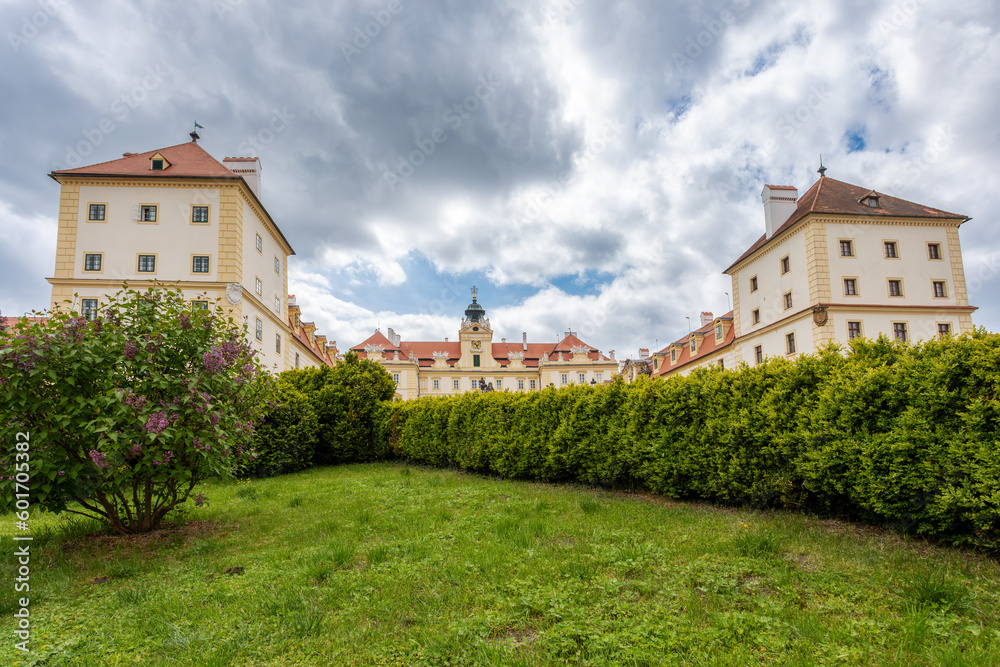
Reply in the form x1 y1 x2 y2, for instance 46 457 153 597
2 463 999 666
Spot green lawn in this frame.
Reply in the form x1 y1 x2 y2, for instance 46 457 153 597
2 463 999 666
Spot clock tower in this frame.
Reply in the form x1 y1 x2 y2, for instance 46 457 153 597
459 286 494 370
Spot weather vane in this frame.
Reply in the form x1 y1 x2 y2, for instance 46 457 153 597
471 285 478 299
190 121 204 143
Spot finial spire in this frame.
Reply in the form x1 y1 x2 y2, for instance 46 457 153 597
471 285 478 301
190 121 204 143
818 155 827 177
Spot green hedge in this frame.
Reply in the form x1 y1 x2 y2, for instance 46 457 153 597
387 332 1000 553
237 383 319 479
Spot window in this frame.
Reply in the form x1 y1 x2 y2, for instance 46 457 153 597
529 379 536 390
139 205 157 222
717 359 724 369
192 300 209 310
932 280 947 298
496 379 502 390
255 233 263 253
518 379 524 390
715 324 723 340
786 332 796 354
578 373 586 384
473 354 480 367
294 313 300 328
754 345 763 365
864 195 880 208
927 243 942 260
81 298 98 320
295 353 300 369
847 321 862 340
151 159 164 171
780 255 790 274
274 296 281 313
191 206 209 223
893 322 908 343
671 349 677 363
839 239 854 257
561 373 568 385
255 277 262 296
749 275 758 292
938 323 952 336
84 253 102 272
595 373 602 383
783 291 793 310
884 241 899 259
255 317 263 341
137 254 156 272
275 333 281 353
690 338 696 352
453 379 460 390
192 255 210 273
843 278 857 296
274 257 280 274
752 309 760 325
888 279 903 297
393 373 400 384
471 379 478 390
88 204 106 221
433 379 440 390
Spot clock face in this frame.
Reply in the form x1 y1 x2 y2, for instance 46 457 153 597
471 340 482 351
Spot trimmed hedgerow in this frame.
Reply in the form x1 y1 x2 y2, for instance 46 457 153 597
238 383 319 479
387 331 1000 553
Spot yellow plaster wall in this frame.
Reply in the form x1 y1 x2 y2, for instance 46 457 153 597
217 186 243 284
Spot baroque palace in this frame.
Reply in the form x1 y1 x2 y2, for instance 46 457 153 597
46 137 336 371
351 291 619 400
646 167 976 378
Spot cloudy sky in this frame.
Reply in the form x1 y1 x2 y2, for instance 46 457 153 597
2 0 998 356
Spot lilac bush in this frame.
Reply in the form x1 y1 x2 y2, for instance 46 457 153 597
0 287 270 534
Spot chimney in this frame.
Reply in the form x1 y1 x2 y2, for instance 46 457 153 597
445 337 448 343
638 347 649 359
761 184 798 239
224 157 262 199
501 337 506 344
700 311 714 327
522 332 527 351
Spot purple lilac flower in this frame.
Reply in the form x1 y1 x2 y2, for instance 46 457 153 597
122 391 147 410
89 450 109 470
129 444 142 458
145 411 170 434
209 412 221 426
179 313 192 330
124 340 138 360
202 350 225 373
58 470 65 476
194 493 207 507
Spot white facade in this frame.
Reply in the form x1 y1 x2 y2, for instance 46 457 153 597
48 141 334 372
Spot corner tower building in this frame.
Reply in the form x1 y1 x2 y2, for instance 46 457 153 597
46 139 335 370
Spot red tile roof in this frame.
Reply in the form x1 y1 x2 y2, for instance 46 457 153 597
652 310 735 376
351 331 612 365
287 312 335 366
51 142 239 179
726 177 967 272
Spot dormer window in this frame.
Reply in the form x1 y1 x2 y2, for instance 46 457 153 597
149 153 170 171
690 337 697 353
860 191 881 208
